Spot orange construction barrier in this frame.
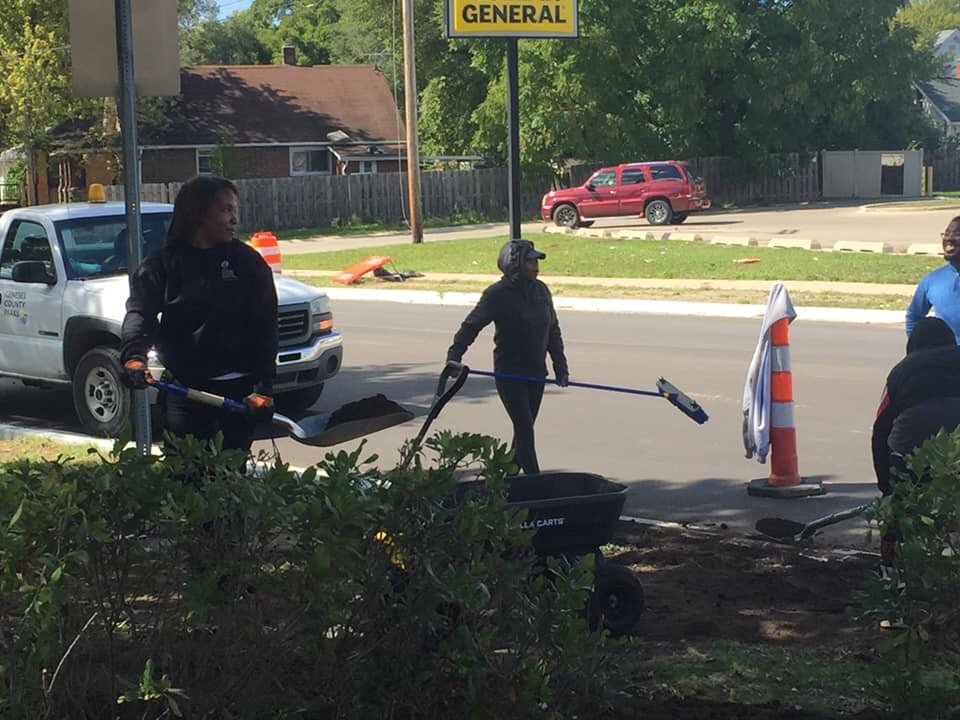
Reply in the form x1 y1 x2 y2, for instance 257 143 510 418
332 255 392 285
748 317 824 498
249 231 282 274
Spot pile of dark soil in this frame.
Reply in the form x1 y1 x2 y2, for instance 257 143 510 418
327 394 409 426
605 521 895 720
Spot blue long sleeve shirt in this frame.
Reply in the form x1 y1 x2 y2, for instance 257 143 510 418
906 263 960 341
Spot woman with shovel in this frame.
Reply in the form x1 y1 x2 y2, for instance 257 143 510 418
120 175 278 453
446 239 569 474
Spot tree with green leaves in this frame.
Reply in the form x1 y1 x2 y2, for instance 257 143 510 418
180 10 271 65
897 0 960 44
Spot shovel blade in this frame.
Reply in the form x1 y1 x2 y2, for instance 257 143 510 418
755 517 806 540
275 395 415 447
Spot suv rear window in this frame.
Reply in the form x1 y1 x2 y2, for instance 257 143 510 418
649 164 684 181
55 213 172 280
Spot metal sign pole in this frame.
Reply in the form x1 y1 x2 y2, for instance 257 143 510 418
506 38 522 241
115 0 151 454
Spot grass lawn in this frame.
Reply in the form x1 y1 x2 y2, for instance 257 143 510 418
283 232 941 284
0 436 100 463
301 277 911 311
633 641 877 715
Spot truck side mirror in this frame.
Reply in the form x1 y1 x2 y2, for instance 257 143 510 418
11 260 56 285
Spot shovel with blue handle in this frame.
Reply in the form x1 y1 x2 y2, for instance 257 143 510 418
149 378 414 447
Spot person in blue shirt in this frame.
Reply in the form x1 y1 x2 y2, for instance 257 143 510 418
906 217 960 341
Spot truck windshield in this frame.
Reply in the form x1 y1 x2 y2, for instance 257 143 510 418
54 213 172 280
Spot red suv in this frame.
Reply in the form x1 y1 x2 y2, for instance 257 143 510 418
541 161 711 228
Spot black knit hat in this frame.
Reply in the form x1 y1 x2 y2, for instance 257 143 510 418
907 317 956 354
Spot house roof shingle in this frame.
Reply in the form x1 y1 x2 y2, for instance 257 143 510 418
937 29 960 49
917 78 960 123
139 64 405 147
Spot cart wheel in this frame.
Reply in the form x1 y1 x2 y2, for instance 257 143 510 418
589 562 644 636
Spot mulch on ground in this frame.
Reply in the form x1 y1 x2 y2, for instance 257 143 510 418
612 521 875 646
606 521 894 720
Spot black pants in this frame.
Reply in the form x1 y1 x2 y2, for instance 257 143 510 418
161 376 257 454
495 377 545 475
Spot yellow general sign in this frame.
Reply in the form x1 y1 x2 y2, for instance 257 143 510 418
446 0 578 38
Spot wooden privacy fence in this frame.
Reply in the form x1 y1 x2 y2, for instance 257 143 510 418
927 148 960 191
567 153 819 205
105 168 541 231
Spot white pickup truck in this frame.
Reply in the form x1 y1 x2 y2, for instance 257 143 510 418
0 199 343 436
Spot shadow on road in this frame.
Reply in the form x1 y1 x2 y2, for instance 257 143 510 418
255 361 498 442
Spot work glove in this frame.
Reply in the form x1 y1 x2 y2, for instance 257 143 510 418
445 359 465 378
122 358 151 390
555 373 570 388
243 392 275 422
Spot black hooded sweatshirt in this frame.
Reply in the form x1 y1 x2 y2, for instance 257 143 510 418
871 344 960 494
120 239 278 393
447 241 568 378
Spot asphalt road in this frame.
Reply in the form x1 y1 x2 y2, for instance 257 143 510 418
0 300 905 547
280 200 959 255
265 301 901 547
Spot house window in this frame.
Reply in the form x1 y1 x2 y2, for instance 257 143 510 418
290 147 331 175
197 149 214 175
357 160 378 175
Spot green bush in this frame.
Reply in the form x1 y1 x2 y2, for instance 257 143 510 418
0 431 624 719
854 429 960 720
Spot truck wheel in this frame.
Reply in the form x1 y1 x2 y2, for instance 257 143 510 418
672 212 688 224
275 384 324 414
72 347 130 437
644 199 674 226
552 203 580 228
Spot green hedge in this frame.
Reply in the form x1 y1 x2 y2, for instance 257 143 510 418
0 431 624 719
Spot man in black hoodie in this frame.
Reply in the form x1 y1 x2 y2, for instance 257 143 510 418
120 176 278 452
447 239 569 474
872 316 960 496
872 316 960 564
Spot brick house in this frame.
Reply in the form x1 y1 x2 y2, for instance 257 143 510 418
139 54 407 183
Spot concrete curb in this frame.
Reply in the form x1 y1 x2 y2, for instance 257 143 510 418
324 287 903 325
860 200 960 213
833 240 894 254
907 243 942 256
767 237 821 250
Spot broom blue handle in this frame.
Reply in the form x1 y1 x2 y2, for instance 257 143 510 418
467 369 663 398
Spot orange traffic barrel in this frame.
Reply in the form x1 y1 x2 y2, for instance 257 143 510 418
249 231 282 274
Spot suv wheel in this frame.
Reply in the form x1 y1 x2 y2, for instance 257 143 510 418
72 347 130 437
552 203 580 229
672 212 688 224
275 384 324 414
644 199 674 226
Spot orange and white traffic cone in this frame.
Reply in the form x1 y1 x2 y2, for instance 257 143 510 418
748 317 824 498
249 231 282 274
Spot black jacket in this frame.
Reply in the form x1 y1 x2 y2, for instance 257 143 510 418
447 246 568 378
121 240 278 393
872 345 960 494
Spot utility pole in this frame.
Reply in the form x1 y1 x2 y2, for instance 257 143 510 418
506 39 521 241
400 0 423 243
115 0 151 454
